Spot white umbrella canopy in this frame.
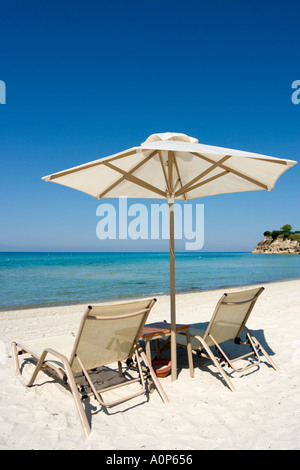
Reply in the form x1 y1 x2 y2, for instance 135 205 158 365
43 132 296 200
42 132 297 381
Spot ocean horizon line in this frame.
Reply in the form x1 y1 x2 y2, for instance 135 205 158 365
0 250 251 254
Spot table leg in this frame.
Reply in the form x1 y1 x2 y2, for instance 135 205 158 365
145 339 151 363
185 329 194 378
155 339 161 359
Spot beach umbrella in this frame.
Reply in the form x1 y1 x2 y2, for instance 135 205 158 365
42 132 297 381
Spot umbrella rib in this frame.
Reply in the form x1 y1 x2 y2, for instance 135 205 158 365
158 151 171 195
102 161 166 198
175 155 232 197
97 151 157 198
168 151 174 193
251 157 288 165
184 170 229 193
191 152 269 190
173 177 181 194
173 153 187 201
101 148 140 163
45 149 138 181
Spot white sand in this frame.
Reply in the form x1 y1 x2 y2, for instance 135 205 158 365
0 279 299 450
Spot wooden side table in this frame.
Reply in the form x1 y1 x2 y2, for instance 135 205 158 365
140 322 194 378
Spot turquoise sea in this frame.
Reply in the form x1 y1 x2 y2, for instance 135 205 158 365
0 252 300 310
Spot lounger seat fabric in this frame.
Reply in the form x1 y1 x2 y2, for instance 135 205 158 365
18 335 76 370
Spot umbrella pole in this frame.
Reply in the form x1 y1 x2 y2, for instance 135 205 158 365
169 199 177 381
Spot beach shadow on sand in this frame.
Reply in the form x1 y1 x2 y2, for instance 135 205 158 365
188 321 277 357
148 322 278 388
18 356 153 429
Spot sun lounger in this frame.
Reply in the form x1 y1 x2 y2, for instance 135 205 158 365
12 298 168 437
176 287 279 391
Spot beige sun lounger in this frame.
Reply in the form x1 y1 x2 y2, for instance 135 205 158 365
12 298 168 438
176 287 279 392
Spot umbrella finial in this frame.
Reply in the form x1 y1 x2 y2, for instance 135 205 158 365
142 132 199 145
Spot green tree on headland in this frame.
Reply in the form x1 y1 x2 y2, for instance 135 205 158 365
271 230 282 240
262 225 299 241
281 224 292 234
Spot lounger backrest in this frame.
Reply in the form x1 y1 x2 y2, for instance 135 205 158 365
70 298 156 373
203 287 264 345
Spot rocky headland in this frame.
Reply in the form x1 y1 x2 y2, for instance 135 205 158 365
252 228 300 254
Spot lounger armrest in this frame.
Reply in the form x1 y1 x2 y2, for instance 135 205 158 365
42 348 69 363
27 348 72 387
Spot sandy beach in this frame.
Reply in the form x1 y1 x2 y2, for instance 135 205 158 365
0 278 299 450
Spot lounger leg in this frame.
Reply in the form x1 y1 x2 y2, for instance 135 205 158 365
118 361 123 377
195 336 236 392
137 345 169 403
11 342 21 376
46 350 92 438
19 347 91 438
185 330 194 378
26 350 49 387
145 339 151 363
63 363 91 438
258 342 279 371
245 329 279 371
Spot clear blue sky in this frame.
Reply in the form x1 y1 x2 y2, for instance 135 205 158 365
0 0 299 252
